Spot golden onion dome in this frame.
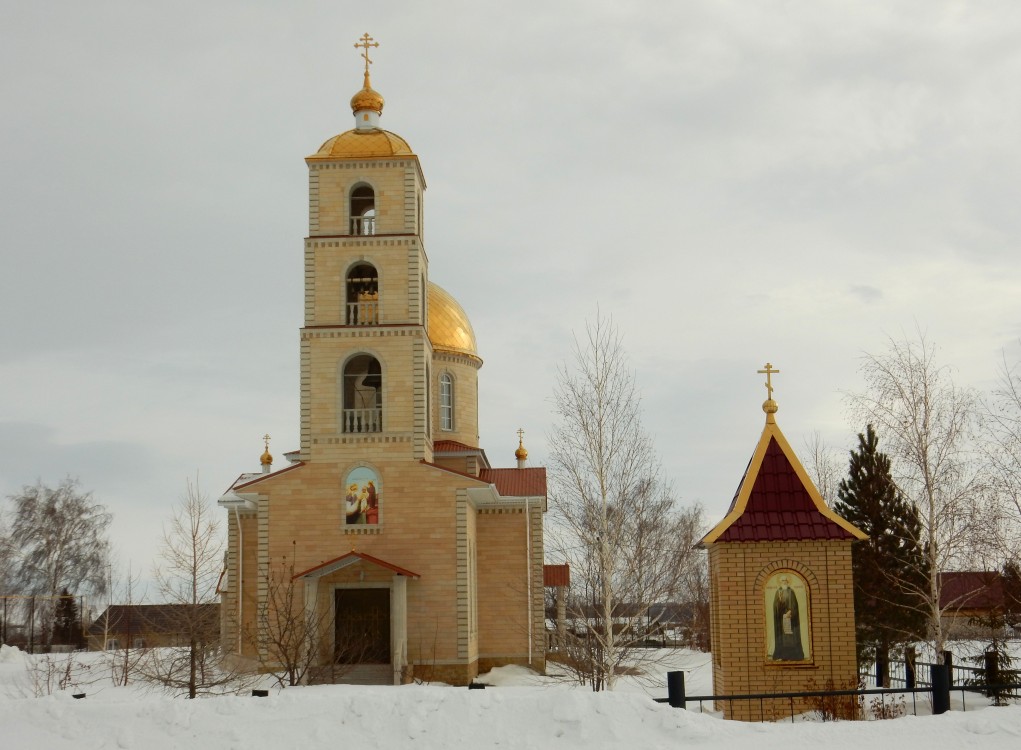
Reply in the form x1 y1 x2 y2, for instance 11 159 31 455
350 72 385 115
428 282 480 361
515 441 528 461
309 129 414 160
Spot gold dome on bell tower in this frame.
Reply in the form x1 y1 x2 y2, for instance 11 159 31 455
350 70 385 115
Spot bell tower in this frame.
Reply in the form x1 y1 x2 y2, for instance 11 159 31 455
300 34 432 463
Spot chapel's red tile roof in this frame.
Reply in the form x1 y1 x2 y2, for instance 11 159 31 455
716 437 856 542
479 467 547 497
544 564 570 587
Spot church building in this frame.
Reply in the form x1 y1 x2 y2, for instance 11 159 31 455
217 36 547 685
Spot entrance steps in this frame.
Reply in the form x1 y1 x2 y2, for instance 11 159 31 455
307 664 393 686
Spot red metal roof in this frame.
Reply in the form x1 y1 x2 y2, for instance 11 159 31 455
544 564 570 587
717 438 856 542
433 440 479 453
479 467 547 497
292 551 420 580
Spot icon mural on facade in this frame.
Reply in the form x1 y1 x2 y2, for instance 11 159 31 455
344 466 380 525
764 571 811 661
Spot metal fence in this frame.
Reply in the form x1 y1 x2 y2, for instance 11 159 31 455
653 667 1021 722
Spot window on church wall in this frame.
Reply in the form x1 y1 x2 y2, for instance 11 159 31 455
763 570 812 663
346 263 379 325
350 184 376 236
439 372 454 430
342 355 383 433
344 466 381 526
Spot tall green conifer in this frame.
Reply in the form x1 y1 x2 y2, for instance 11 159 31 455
835 425 929 674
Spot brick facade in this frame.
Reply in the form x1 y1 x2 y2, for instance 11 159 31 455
217 72 546 685
702 407 865 720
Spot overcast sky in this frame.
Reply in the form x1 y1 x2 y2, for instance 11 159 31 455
2 1 1020 592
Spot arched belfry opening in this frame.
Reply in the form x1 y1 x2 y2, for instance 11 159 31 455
350 184 376 235
342 354 383 433
347 263 379 325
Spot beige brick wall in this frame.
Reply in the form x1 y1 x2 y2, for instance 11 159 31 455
309 160 423 238
707 539 858 721
431 353 481 448
476 501 546 673
228 458 548 680
304 237 426 327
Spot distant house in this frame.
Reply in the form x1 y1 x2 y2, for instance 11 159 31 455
939 571 1012 637
87 604 219 651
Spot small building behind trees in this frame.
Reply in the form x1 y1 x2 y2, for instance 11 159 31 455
87 604 219 652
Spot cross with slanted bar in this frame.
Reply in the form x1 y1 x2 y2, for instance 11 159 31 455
354 33 379 74
757 362 780 400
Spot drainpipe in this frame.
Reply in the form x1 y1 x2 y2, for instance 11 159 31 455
234 507 243 654
525 496 532 665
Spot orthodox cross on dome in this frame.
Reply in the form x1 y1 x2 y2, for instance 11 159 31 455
354 32 379 75
263 433 271 451
757 362 780 420
517 428 525 442
757 363 779 400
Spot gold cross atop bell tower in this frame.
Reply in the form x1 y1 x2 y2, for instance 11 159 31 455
354 33 379 75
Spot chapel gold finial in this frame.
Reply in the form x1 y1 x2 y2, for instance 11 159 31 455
757 363 780 422
350 33 384 119
260 433 273 467
515 428 528 466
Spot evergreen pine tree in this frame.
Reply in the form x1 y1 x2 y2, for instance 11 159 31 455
52 588 81 646
834 425 929 679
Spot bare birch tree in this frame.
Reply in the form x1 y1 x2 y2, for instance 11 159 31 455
979 351 1021 563
246 546 338 687
804 431 843 507
848 331 984 659
6 478 111 645
548 315 701 690
148 479 228 698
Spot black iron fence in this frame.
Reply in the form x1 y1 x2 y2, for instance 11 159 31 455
654 666 1021 722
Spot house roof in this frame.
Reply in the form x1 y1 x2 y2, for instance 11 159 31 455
291 551 420 580
940 571 1005 610
479 467 547 497
544 564 570 587
87 604 219 637
700 413 865 545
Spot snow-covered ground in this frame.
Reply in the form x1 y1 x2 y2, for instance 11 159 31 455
2 645 1020 750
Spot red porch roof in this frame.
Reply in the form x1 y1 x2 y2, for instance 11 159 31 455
292 551 420 580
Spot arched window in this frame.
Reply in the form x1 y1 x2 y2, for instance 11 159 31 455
342 355 382 433
439 372 454 431
346 263 379 325
350 184 376 236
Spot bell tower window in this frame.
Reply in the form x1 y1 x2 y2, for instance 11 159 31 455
350 184 376 235
343 355 383 433
439 372 454 431
346 263 379 325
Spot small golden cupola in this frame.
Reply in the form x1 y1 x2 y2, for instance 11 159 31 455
260 433 273 474
515 429 528 469
350 32 384 130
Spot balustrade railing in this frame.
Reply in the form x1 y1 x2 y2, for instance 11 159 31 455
342 408 382 433
350 216 376 236
346 301 379 325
